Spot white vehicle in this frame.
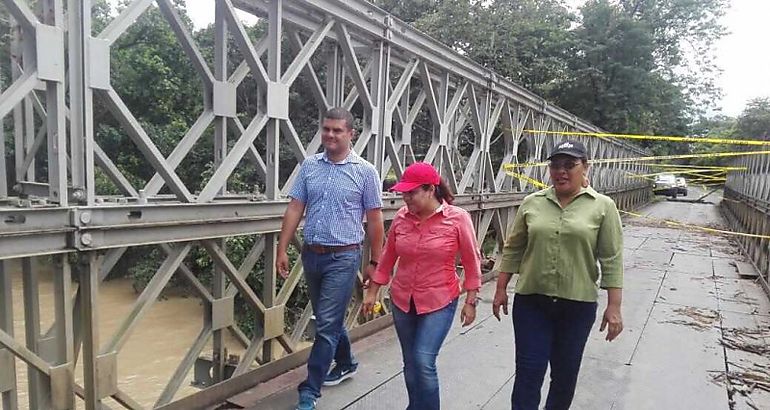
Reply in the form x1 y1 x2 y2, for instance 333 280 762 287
653 174 678 198
675 177 688 196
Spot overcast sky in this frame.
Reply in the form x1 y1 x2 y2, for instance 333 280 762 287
165 1 770 118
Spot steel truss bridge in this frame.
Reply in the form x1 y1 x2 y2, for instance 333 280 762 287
0 0 766 409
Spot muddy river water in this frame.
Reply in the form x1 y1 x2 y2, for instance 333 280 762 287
5 259 247 408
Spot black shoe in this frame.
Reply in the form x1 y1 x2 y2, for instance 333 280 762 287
323 363 358 386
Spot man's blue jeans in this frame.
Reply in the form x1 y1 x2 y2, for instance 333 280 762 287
392 298 458 410
511 294 597 410
298 248 360 399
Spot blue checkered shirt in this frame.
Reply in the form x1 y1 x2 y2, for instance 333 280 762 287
289 151 383 246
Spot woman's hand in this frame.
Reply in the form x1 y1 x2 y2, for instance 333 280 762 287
362 287 378 315
460 302 476 327
492 288 509 321
600 304 623 341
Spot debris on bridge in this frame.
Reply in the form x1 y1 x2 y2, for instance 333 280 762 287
711 365 770 397
721 326 770 356
663 306 721 331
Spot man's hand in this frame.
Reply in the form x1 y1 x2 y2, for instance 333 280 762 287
276 250 290 279
600 304 623 341
363 263 376 289
492 288 509 321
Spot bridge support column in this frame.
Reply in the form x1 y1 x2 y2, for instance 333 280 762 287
0 261 18 410
80 252 101 410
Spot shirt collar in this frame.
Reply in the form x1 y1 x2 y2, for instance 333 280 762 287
405 202 448 220
538 186 598 202
320 150 361 164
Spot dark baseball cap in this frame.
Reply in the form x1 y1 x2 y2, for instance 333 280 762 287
547 140 587 160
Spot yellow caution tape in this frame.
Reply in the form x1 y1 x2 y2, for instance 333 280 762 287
632 169 727 178
502 171 765 239
685 173 726 181
504 170 550 189
504 150 770 169
522 129 770 147
620 210 770 240
624 171 656 182
647 164 747 171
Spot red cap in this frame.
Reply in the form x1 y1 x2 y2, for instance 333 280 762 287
390 162 441 192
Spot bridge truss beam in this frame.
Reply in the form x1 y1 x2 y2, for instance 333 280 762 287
0 0 651 408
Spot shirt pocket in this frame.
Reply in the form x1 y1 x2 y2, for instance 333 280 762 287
393 224 416 256
425 222 457 254
339 187 363 221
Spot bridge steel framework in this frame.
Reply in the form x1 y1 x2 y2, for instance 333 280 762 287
723 153 770 296
0 0 651 408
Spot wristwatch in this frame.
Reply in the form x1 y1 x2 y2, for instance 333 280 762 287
369 260 379 267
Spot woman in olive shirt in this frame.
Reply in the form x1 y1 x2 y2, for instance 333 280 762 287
493 140 624 410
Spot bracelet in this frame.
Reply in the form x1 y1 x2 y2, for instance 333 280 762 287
465 297 479 307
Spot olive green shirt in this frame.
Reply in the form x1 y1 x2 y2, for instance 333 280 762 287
499 186 624 302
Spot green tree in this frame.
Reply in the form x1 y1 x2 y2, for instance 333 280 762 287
689 114 736 167
551 0 728 155
373 0 440 23
376 0 728 156
377 0 576 96
617 0 728 112
734 98 770 141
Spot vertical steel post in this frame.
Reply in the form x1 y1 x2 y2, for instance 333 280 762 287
478 88 491 193
398 82 411 165
263 0 283 363
43 0 69 206
68 0 87 195
368 42 389 175
212 0 228 381
11 19 26 183
0 261 18 410
22 258 46 409
428 72 447 178
68 0 95 204
326 44 343 108
22 10 36 183
52 255 74 407
80 253 101 410
0 69 6 198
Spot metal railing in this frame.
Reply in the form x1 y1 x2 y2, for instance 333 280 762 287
723 152 770 296
0 0 652 408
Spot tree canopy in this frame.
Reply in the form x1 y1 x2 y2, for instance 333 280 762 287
375 0 730 151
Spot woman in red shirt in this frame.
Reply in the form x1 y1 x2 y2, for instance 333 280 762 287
364 162 482 410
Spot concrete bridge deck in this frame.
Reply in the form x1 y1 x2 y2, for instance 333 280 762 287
225 190 770 410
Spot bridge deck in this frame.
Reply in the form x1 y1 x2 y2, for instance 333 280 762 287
228 192 770 410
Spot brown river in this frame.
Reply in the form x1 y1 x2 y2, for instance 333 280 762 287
5 259 247 409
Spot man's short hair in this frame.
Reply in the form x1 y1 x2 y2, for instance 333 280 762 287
323 107 355 131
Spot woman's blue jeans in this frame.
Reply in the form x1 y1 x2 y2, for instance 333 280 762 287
511 294 597 410
298 248 360 400
392 298 458 410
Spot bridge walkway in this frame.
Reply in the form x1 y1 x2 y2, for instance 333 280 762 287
226 189 770 410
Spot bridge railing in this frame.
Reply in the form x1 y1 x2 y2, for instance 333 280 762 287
723 152 770 296
0 0 651 409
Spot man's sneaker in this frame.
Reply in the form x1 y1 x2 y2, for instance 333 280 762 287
295 396 316 410
323 363 358 386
